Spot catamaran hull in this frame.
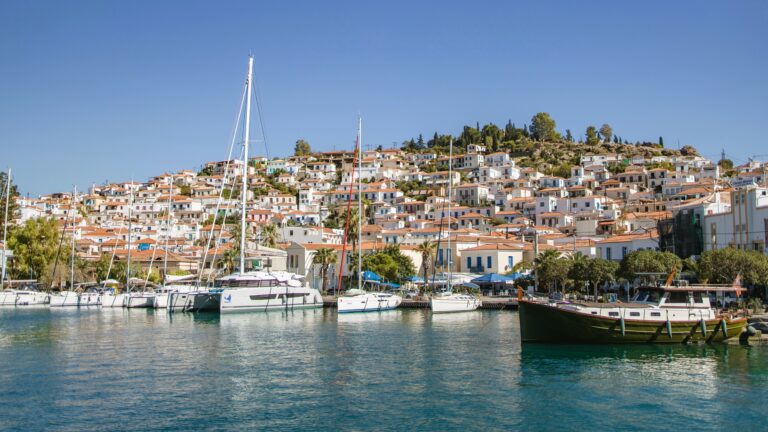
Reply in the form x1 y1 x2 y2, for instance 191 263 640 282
220 287 323 314
518 300 746 344
184 292 221 312
430 298 482 313
126 295 155 308
337 294 402 313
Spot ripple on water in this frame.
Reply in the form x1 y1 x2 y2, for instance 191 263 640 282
0 308 766 431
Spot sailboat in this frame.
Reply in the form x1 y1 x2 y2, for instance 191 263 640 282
50 186 82 307
429 140 481 313
102 188 133 308
336 118 402 313
218 55 323 314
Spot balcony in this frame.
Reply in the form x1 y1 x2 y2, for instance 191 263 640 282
469 266 485 273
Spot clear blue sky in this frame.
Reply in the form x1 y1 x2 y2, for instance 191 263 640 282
1 0 766 196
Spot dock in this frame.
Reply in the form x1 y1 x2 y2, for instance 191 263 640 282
322 296 518 310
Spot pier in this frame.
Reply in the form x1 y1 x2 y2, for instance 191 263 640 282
322 296 518 310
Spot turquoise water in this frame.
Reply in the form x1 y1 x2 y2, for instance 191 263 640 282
0 308 766 431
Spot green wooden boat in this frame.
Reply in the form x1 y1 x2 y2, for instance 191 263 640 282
519 285 747 344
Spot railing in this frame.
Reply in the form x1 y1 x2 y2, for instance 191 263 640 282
469 266 485 273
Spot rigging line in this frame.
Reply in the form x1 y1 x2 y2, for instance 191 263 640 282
251 64 270 160
49 187 76 289
197 81 247 287
336 134 359 295
206 142 245 284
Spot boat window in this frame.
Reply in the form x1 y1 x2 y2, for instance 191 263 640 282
249 294 279 300
667 291 689 304
608 312 619 317
629 312 640 317
650 312 661 317
693 292 704 303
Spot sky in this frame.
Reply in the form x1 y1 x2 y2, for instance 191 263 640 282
1 0 766 196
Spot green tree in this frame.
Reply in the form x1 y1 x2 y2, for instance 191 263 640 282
697 248 768 286
294 139 311 156
529 112 559 141
569 256 618 297
6 218 62 284
585 126 599 145
618 250 681 282
94 253 126 283
599 124 613 143
312 247 337 293
416 240 437 292
0 171 19 236
260 223 279 248
535 250 571 292
565 129 573 142
659 136 664 147
362 252 399 282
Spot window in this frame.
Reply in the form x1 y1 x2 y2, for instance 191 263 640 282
487 256 492 268
508 256 514 268
606 248 612 260
608 312 619 317
467 257 471 269
650 312 661 317
621 247 628 258
476 257 482 268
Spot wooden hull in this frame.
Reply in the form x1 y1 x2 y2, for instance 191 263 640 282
519 300 746 344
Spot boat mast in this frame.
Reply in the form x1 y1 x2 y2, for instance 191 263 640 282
357 117 362 290
126 186 133 292
163 175 173 280
70 185 77 290
447 139 452 290
240 55 254 275
0 168 11 288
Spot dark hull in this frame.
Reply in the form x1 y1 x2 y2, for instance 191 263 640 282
519 300 746 344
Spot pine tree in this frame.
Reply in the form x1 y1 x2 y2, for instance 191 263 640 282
659 136 664 147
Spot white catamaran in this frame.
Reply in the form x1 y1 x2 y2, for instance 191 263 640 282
336 119 402 313
218 56 323 314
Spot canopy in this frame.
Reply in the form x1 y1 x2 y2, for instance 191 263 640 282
505 272 525 280
471 273 514 284
362 271 381 282
405 275 424 283
459 282 480 289
382 282 401 288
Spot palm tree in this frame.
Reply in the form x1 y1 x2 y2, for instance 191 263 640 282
416 240 437 294
312 248 337 294
261 223 279 248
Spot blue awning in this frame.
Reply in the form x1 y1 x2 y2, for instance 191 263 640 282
471 273 514 284
405 275 423 282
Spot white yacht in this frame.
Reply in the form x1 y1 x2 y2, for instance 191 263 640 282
3 289 49 306
219 271 322 314
430 292 482 313
49 291 80 307
337 289 402 313
79 288 101 306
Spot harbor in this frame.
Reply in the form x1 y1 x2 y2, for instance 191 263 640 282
322 295 519 310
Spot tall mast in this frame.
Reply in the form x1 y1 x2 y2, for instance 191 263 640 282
447 139 452 289
240 55 254 275
163 175 173 280
0 168 11 288
69 186 77 290
126 186 133 291
357 117 362 290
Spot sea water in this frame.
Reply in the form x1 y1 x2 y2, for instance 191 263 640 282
0 308 765 431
